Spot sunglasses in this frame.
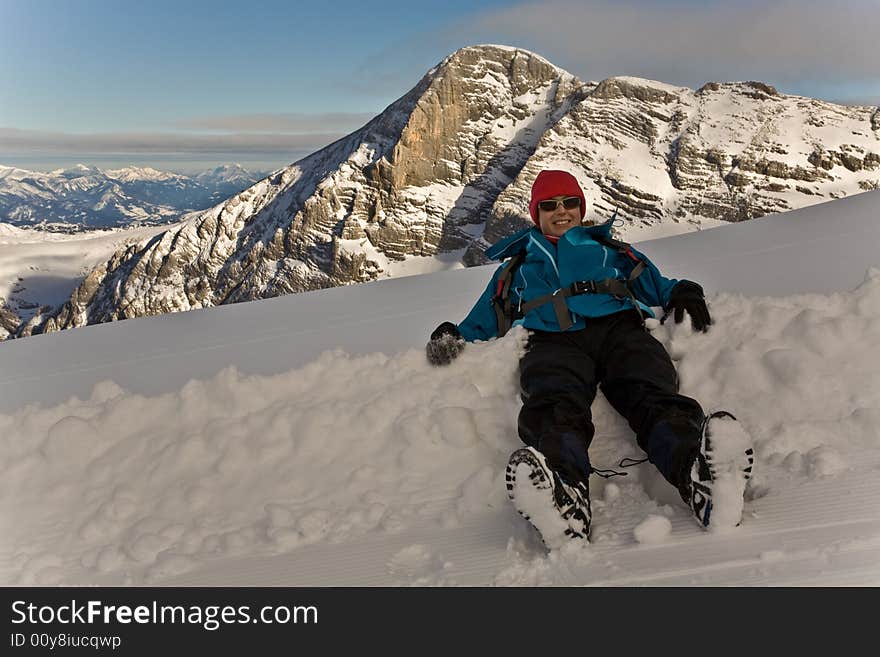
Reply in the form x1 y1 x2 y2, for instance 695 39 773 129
538 196 581 212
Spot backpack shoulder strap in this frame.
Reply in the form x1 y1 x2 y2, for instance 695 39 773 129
592 209 638 263
491 249 526 338
593 233 647 283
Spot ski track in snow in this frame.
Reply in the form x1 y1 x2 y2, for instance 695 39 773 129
2 269 880 586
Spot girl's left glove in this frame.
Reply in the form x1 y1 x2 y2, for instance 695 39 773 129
426 322 466 366
664 280 712 332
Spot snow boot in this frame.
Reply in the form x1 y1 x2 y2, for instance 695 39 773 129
684 410 755 531
505 446 591 548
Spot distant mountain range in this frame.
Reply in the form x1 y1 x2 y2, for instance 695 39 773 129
11 44 880 337
0 163 266 232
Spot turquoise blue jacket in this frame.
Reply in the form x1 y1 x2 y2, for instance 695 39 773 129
457 220 679 342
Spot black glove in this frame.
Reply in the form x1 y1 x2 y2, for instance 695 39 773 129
664 280 711 332
426 322 466 366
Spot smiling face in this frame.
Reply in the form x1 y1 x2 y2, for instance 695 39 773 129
537 195 582 238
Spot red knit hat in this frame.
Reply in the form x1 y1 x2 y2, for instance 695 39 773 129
528 170 587 224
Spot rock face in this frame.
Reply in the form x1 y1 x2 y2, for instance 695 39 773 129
0 302 19 339
18 45 880 336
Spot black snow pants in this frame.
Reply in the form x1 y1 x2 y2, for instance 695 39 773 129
518 310 704 492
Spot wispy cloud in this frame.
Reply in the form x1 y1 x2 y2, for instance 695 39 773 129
0 111 381 157
834 95 880 107
0 127 348 155
330 0 879 104
460 0 880 91
172 112 377 133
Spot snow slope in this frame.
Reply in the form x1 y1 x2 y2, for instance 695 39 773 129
1 191 878 586
0 223 176 327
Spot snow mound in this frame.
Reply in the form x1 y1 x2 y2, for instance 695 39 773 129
3 267 880 585
1 329 528 585
633 515 672 544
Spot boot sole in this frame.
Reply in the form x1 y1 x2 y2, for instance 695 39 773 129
505 448 589 548
696 411 755 530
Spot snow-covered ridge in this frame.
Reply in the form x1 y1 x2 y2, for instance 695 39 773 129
446 43 564 73
0 162 266 233
195 163 258 186
104 166 179 183
0 221 179 335
0 221 26 238
0 165 41 181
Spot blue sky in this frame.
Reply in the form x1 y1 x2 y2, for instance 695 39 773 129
1 0 877 173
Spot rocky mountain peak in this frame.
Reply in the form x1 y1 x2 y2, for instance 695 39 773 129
105 166 179 183
196 163 254 183
15 46 880 338
384 45 578 190
697 80 780 101
592 76 684 104
59 164 103 178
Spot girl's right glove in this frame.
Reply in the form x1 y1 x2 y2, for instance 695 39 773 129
426 322 466 366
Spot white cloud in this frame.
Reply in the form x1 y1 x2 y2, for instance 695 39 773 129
0 110 383 157
172 112 376 133
0 127 347 155
464 0 880 89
